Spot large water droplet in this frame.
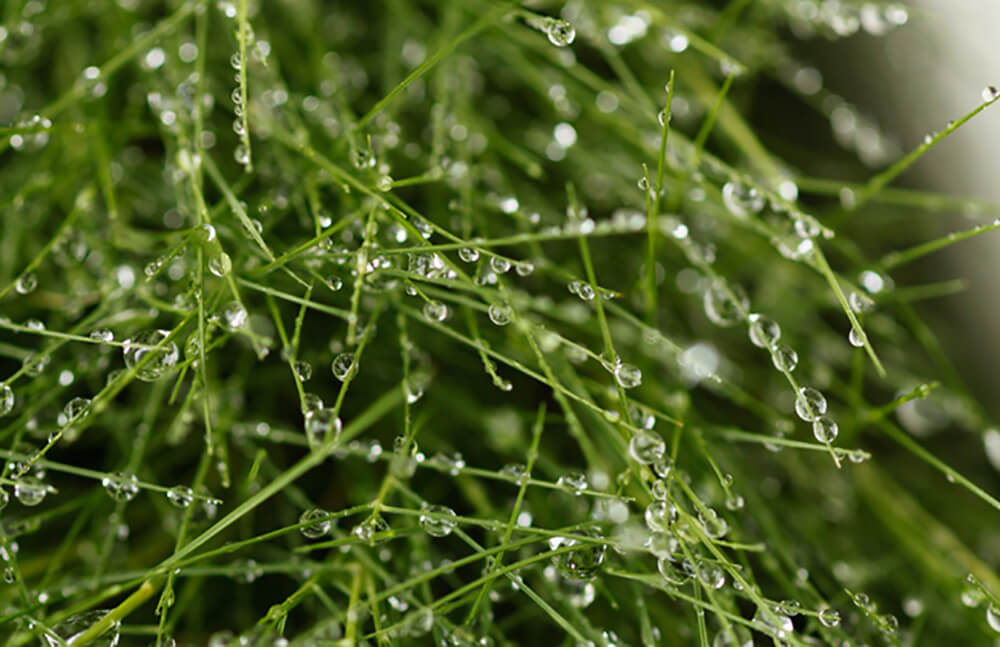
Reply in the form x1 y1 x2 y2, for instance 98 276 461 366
983 85 999 103
458 248 480 263
614 363 642 389
987 604 1000 632
628 429 665 464
14 477 48 506
102 472 140 503
124 330 179 382
550 530 606 580
770 345 798 372
331 353 355 380
419 504 458 537
299 508 332 538
305 408 342 447
166 485 194 508
794 387 827 422
15 273 37 294
208 252 233 277
423 300 449 322
704 281 749 327
818 606 841 628
545 19 576 47
41 610 120 647
748 313 781 348
60 397 92 427
556 472 587 494
488 303 512 326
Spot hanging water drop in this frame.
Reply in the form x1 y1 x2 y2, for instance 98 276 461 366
166 486 194 508
423 300 449 322
102 472 140 503
818 606 841 628
14 477 48 506
489 256 511 274
748 313 781 348
488 303 512 326
721 181 764 218
305 408 342 447
299 508 332 538
544 18 576 47
794 387 827 422
848 325 864 348
124 330 179 382
458 247 480 263
628 429 665 464
812 416 839 443
15 273 37 294
294 361 312 382
770 344 798 372
221 301 248 331
208 252 233 277
556 472 587 494
331 353 355 380
982 85 999 103
614 363 642 389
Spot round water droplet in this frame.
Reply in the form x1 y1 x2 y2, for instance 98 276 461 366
698 508 728 539
351 149 374 170
812 416 839 443
14 477 47 506
41 610 120 647
488 303 512 326
794 387 827 422
848 325 864 348
657 109 671 128
982 85 999 103
987 604 1000 632
376 175 393 191
569 280 596 301
721 181 764 218
221 301 248 331
419 504 458 537
124 330 179 382
299 508 332 538
490 256 511 274
545 19 576 47
351 515 389 545
644 500 675 533
327 276 343 291
614 363 642 389
697 561 725 589
102 472 140 503
704 281 749 327
514 260 535 276
748 313 781 348
753 607 793 639
770 344 798 372
61 397 92 427
458 248 480 263
331 353 355 380
166 486 194 508
628 429 665 464
551 530 606 580
15 273 37 294
849 290 874 313
305 408 342 447
423 300 449 322
656 556 691 586
0 384 13 416
208 252 233 277
818 606 841 628
294 361 312 382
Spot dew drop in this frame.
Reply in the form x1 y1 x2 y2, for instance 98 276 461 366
748 313 781 348
628 429 665 464
299 508 332 538
102 472 140 503
550 530 606 580
423 300 449 322
221 301 248 331
294 361 312 382
721 181 764 218
304 408 342 447
794 387 827 422
166 486 194 508
545 19 576 47
698 508 729 539
60 397 92 427
489 256 511 274
569 280 596 301
818 606 841 628
376 175 393 191
351 515 389 545
488 303 512 326
556 472 588 494
89 329 115 343
614 363 642 389
124 330 179 382
704 281 749 327
331 353 355 380
41 610 120 647
14 477 47 506
812 416 839 443
15 273 37 294
0 385 13 416
208 252 233 277
770 344 798 372
848 325 865 348
458 248 480 263
514 260 535 276
987 604 1000 632
419 504 458 537
983 85 999 103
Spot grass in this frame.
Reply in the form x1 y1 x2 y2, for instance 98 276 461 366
1 1 1000 645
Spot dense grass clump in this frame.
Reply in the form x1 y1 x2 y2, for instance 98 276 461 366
2 1 1000 645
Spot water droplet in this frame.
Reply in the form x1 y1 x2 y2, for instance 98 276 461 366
489 256 511 274
14 477 47 506
304 408 342 447
419 504 458 537
299 508 332 538
881 613 899 632
748 313 781 348
656 556 691 586
545 18 576 47
293 361 312 382
124 330 179 381
0 385 13 416
848 325 864 348
698 508 728 539
208 252 233 277
166 485 194 508
41 610 120 647
704 281 749 327
23 353 51 377
569 280 596 301
818 606 841 628
550 530 606 580
514 260 535 276
657 108 671 128
753 607 793 639
15 273 37 294
376 175 393 191
696 561 725 589
351 148 374 170
423 300 449 322
644 500 676 532
102 472 140 502
770 345 798 372
89 329 114 343
987 604 1000 632
725 492 745 510
628 429 665 464
351 515 389 545
327 276 343 291
982 85 999 103
458 248 480 263
221 301 248 331
557 472 588 494
488 303 512 326
331 353 355 380
60 397 92 427
794 387 827 422
614 363 642 389
721 181 764 218
848 291 874 313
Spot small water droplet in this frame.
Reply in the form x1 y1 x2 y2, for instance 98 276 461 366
331 353 355 380
488 303 512 326
848 325 865 348
628 429 665 464
722 181 764 218
489 256 511 274
14 477 48 506
15 273 37 294
770 344 798 372
304 408 342 447
818 606 841 628
458 248 480 263
544 18 576 47
557 472 588 494
748 313 781 348
794 387 827 422
60 397 92 427
221 301 248 331
102 472 140 502
0 385 14 416
614 363 642 389
982 85 999 103
208 252 233 277
423 300 449 322
294 361 312 382
987 604 1000 632
123 330 179 382
166 486 194 508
